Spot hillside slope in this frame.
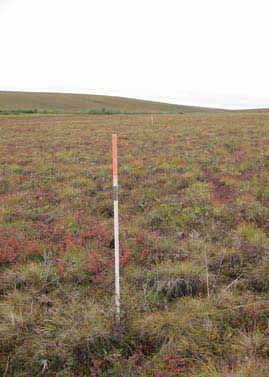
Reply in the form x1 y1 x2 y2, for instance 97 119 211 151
0 91 221 113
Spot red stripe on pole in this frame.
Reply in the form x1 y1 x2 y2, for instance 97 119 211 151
112 134 118 181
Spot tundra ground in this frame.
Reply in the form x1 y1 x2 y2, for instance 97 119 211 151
0 113 268 376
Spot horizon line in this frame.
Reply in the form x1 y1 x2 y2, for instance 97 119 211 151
0 88 268 111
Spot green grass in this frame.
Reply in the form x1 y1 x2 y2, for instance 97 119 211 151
0 112 268 376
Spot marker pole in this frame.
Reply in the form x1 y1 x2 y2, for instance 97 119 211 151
112 134 120 317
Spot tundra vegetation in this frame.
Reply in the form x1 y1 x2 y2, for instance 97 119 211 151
0 112 268 376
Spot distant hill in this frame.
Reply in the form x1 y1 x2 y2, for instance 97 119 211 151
234 108 269 113
0 91 222 114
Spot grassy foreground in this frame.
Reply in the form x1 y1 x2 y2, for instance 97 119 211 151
0 113 268 376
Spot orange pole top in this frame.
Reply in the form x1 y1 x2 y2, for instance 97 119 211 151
112 134 118 181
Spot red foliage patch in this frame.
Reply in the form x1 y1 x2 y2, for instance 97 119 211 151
0 227 42 266
83 243 132 283
201 172 238 204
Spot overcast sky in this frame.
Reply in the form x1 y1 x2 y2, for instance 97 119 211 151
1 0 269 109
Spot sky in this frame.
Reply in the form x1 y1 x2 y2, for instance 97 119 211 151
0 0 269 109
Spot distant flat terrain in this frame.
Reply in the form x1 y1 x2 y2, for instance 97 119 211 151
0 90 222 113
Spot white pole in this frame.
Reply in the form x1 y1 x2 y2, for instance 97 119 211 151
112 134 120 317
